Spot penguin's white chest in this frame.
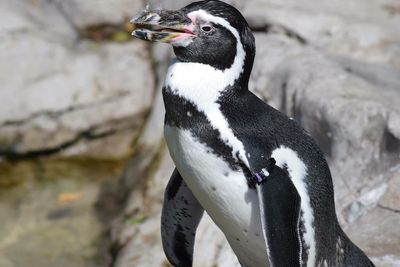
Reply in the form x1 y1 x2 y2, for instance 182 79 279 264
164 125 269 267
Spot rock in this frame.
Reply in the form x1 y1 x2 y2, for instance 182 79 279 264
118 43 172 192
238 0 400 69
194 215 241 267
110 39 172 260
146 0 193 10
0 159 124 267
379 173 400 212
55 0 144 28
112 148 174 267
0 0 154 160
0 0 77 42
249 33 305 99
345 206 400 267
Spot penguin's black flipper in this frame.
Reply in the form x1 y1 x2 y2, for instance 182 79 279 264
255 163 302 267
161 169 204 267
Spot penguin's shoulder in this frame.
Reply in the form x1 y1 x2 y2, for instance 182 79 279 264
217 87 302 137
217 87 314 155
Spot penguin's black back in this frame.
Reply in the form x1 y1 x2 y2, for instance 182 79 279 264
217 85 359 265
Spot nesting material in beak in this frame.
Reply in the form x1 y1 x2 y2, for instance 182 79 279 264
131 9 195 44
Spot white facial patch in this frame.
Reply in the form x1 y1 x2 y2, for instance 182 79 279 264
271 146 316 267
165 9 249 167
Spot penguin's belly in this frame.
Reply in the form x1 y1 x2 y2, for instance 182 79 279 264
164 126 269 267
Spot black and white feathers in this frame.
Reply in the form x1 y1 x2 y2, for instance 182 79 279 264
131 1 375 266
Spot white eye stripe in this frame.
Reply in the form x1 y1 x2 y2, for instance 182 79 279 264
188 10 241 42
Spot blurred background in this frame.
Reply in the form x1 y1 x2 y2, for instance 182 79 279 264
0 0 399 266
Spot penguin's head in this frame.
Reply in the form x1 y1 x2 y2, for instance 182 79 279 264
131 0 255 83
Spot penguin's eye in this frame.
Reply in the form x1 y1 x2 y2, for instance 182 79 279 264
201 25 213 33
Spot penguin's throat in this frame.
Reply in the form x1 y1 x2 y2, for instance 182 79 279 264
166 61 244 96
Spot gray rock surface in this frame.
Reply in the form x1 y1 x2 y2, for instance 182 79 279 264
0 0 154 160
0 159 124 267
56 0 143 28
238 0 400 69
348 177 400 267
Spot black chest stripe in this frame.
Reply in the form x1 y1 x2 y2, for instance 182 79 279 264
163 87 240 170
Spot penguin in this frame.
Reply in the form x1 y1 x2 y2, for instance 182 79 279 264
131 1 375 266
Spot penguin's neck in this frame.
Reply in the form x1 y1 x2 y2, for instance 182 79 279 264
164 58 247 108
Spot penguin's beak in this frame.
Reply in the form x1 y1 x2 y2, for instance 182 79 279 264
130 9 196 44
